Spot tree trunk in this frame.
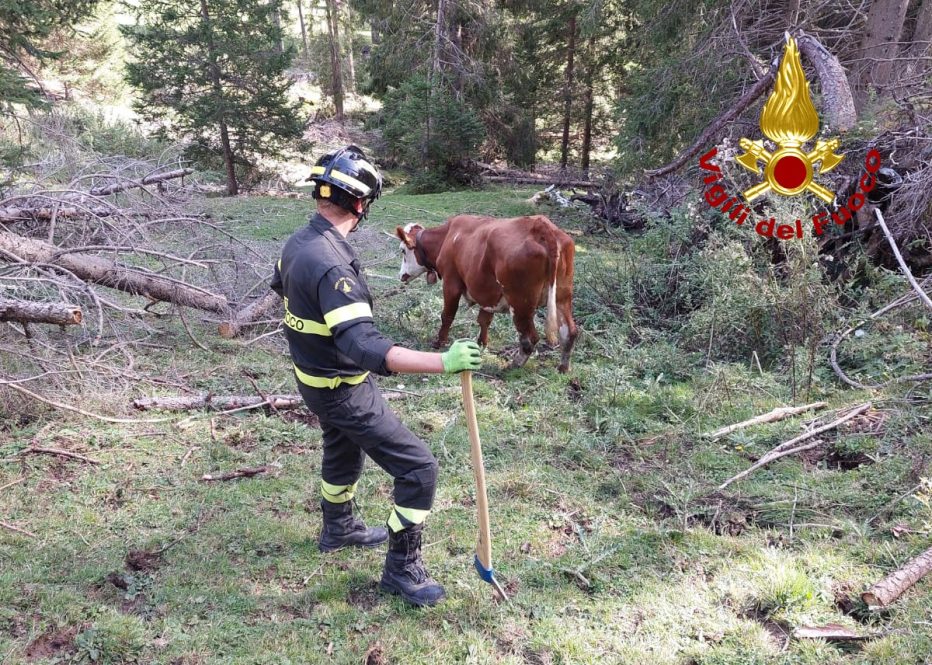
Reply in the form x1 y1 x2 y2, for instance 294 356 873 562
297 0 310 61
904 0 932 80
199 0 239 196
796 31 857 131
560 14 577 171
854 0 910 108
580 36 596 175
862 546 932 608
272 8 285 54
0 298 83 326
325 0 344 122
219 121 238 196
219 290 282 338
427 0 447 158
370 18 381 45
0 230 230 314
345 3 356 93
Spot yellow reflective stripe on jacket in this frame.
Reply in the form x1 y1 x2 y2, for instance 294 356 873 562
387 505 431 532
321 480 357 503
283 297 330 336
293 365 369 389
323 302 373 329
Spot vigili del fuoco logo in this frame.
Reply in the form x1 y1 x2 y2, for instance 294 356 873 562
698 35 882 240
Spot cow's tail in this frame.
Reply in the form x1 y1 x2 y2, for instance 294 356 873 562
543 230 560 346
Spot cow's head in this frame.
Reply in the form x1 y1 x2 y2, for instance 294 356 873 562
396 223 437 284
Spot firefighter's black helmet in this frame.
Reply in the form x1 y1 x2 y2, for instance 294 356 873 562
308 145 382 219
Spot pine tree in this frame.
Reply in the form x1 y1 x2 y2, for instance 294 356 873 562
122 0 305 195
0 0 99 111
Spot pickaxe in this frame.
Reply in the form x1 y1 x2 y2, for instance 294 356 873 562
460 371 509 602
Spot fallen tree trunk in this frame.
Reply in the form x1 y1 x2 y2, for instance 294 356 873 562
0 298 83 325
0 206 123 222
704 402 827 439
484 175 599 188
795 31 857 131
0 229 229 314
219 290 282 338
88 168 193 197
645 59 779 178
862 546 932 608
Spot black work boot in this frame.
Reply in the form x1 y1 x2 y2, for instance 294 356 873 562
379 524 446 607
318 500 389 553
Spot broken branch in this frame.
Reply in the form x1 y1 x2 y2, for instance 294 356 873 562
219 290 282 338
718 403 872 489
20 446 100 465
201 466 269 482
704 402 827 439
0 298 82 326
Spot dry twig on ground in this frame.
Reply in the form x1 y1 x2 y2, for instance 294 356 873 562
704 402 827 439
718 403 872 489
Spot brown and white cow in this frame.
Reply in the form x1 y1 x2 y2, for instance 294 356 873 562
396 214 578 372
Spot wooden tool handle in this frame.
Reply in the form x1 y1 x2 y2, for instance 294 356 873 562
460 371 493 571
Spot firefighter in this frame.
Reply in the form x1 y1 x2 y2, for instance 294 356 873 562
271 145 481 607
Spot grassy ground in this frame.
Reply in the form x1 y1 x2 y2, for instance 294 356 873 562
1 186 930 664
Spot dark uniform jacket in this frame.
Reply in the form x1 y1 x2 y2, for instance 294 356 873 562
271 213 395 388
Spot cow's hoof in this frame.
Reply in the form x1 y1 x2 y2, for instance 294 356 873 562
557 364 569 374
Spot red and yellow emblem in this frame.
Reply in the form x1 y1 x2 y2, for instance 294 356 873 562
736 36 844 203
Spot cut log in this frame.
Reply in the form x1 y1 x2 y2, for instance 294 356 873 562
219 290 282 338
704 402 827 439
87 168 193 197
133 394 304 412
862 546 932 608
0 298 83 325
132 389 426 412
0 229 229 314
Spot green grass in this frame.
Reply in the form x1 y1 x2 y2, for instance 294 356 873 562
2 186 931 664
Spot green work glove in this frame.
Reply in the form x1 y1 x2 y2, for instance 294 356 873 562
441 339 482 373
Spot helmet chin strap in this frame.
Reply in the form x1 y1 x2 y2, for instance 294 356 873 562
349 200 369 232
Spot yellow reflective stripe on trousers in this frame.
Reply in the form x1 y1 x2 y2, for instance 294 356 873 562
387 505 430 532
283 297 330 335
321 480 357 503
293 365 369 389
323 302 373 329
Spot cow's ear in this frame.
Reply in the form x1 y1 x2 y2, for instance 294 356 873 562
395 226 415 248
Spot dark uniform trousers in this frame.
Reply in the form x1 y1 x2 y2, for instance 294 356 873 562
299 375 439 530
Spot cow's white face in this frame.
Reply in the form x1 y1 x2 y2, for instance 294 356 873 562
396 223 432 283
